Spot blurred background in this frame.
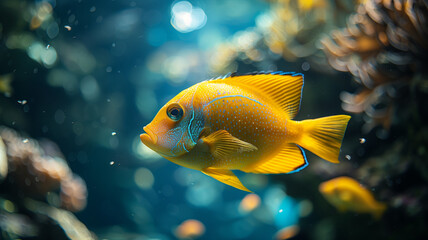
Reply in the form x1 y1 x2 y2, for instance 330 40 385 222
0 0 427 239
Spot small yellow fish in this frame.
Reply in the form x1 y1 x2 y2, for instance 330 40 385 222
0 74 13 96
140 72 350 191
319 176 387 219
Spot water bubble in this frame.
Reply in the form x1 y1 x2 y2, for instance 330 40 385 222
22 139 29 143
279 209 283 213
345 155 351 160
64 25 72 31
111 132 117 136
89 6 96 13
110 161 115 165
301 61 310 71
46 44 51 49
359 138 366 144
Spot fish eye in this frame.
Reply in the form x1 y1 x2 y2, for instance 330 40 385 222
167 103 184 121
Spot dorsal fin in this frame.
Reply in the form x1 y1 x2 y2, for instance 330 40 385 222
209 71 304 118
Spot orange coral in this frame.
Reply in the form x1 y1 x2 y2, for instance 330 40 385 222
321 0 428 132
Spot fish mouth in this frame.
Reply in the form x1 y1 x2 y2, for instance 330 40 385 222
140 126 157 145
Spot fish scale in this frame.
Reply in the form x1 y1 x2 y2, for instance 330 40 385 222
199 83 287 169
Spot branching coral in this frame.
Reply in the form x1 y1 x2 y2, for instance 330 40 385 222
321 0 428 132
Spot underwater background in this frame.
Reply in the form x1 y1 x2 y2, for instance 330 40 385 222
0 0 427 239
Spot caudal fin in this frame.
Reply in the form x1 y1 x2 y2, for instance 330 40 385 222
372 203 387 220
296 115 351 163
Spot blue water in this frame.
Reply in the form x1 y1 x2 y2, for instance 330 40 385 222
1 0 427 239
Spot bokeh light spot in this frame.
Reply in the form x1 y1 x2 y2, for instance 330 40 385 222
171 1 207 33
174 219 205 239
134 167 154 190
239 193 261 213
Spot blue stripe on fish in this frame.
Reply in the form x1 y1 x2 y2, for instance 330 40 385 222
187 83 201 145
207 71 305 81
203 95 264 109
182 142 189 152
188 109 196 145
286 145 308 174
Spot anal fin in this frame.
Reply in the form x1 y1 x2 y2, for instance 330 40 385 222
202 168 251 192
242 144 308 174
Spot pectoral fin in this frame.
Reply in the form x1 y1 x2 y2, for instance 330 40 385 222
202 168 251 192
200 130 257 159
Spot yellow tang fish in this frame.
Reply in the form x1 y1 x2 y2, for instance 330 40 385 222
319 176 387 219
140 72 351 192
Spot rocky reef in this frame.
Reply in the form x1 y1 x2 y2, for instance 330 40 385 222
0 127 93 239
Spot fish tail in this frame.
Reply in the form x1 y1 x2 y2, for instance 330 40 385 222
295 115 351 163
372 203 387 220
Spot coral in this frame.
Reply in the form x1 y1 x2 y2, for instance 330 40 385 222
60 174 88 212
0 126 91 239
0 127 88 212
321 0 428 132
209 0 357 74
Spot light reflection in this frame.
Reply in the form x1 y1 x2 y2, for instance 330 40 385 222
80 76 100 101
185 177 220 207
264 186 304 229
61 43 96 74
47 69 78 94
239 193 261 213
46 22 59 39
274 225 300 240
5 33 35 50
145 45 205 84
162 55 190 83
27 41 57 67
132 136 162 163
30 2 53 30
174 219 205 239
171 1 207 33
134 167 154 190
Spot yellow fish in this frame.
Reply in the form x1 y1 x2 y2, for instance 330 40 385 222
0 74 13 96
140 72 350 191
319 176 387 219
